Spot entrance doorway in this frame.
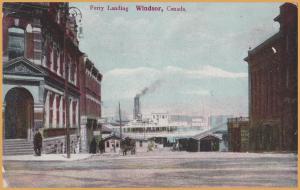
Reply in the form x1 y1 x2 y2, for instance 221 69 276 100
4 87 34 139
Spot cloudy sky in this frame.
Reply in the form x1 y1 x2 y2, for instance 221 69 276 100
72 2 281 118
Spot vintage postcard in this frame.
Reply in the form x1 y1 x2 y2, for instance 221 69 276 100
1 1 298 188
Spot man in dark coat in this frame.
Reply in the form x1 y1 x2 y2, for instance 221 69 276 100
33 131 43 156
98 139 105 154
89 137 97 154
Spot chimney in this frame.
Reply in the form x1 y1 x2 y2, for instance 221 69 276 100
274 3 297 32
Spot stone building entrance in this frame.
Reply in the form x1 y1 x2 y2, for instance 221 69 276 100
4 87 33 139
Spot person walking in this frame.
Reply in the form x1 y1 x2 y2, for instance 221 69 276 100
89 137 97 154
98 139 105 154
33 131 42 156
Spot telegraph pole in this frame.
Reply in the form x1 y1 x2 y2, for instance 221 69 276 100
119 102 122 139
62 4 71 159
63 5 82 159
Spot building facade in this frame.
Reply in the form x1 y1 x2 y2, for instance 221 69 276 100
79 57 102 153
244 3 297 152
2 3 95 154
227 117 249 152
102 134 122 153
178 134 221 152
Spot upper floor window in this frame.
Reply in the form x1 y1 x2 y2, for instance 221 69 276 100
56 10 61 24
8 27 25 60
53 49 58 72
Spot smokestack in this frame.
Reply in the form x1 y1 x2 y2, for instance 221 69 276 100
133 79 163 120
134 95 141 120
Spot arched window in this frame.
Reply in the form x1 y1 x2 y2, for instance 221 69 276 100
53 48 58 72
8 27 25 60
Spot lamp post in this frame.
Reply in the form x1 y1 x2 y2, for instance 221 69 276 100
62 5 82 158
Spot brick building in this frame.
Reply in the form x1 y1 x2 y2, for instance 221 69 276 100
79 57 102 153
244 3 297 152
227 117 249 152
2 3 101 155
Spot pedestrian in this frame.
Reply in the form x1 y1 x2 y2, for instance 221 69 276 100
75 137 80 154
33 131 42 156
98 140 105 154
89 137 97 154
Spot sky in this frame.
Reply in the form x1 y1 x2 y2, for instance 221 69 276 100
72 2 282 119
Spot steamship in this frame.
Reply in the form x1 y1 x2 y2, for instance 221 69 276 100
108 95 208 141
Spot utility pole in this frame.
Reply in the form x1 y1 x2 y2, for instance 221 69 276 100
119 102 122 139
62 4 71 159
63 5 82 159
143 121 146 140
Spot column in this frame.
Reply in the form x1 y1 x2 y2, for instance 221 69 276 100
56 95 61 128
44 91 50 128
53 94 57 128
57 53 60 75
59 96 63 128
2 104 5 139
32 103 44 140
74 65 77 85
72 101 76 127
50 49 54 71
75 100 79 126
68 60 71 82
32 26 42 65
61 52 65 78
80 116 88 153
63 97 66 128
69 98 73 128
49 92 55 128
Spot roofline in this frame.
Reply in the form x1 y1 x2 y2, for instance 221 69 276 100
274 15 280 22
191 134 222 141
244 32 281 62
85 57 103 81
3 56 46 75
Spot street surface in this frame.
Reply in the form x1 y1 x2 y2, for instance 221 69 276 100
3 151 297 187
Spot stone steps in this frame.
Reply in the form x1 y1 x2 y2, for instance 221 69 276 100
3 139 34 155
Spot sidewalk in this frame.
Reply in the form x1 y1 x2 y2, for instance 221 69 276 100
3 153 92 161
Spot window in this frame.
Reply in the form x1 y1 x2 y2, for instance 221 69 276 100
72 101 77 126
57 52 61 74
106 141 109 148
53 49 58 72
70 64 75 82
46 45 51 67
116 142 119 148
74 64 77 85
67 58 71 81
34 40 42 49
69 61 77 84
56 10 61 24
60 51 64 76
8 27 25 60
62 97 66 127
56 96 61 127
